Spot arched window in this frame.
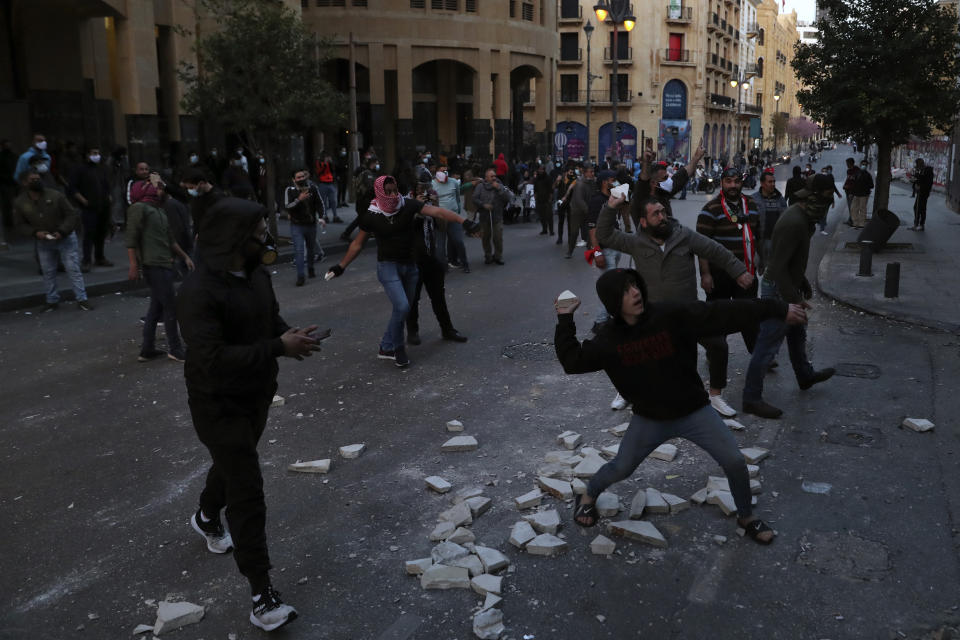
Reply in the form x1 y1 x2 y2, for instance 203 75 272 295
757 57 764 78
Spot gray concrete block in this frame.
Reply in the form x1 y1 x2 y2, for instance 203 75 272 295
438 501 473 527
153 601 205 636
508 521 537 548
740 447 769 464
425 476 452 494
571 478 587 495
481 593 502 611
689 487 709 504
446 419 465 432
525 533 568 556
628 489 646 519
448 527 476 545
600 444 620 459
523 509 561 534
608 422 629 437
608 520 668 548
466 496 492 517
471 574 503 596
431 540 470 564
514 488 544 510
420 564 471 590
662 492 689 513
595 492 620 517
442 435 479 452
902 417 935 432
339 443 366 459
645 487 669 514
404 557 432 575
590 534 617 555
451 553 485 577
649 443 677 462
287 459 331 474
473 607 505 639
573 454 606 478
537 476 574 500
706 490 736 516
429 520 457 541
536 462 575 480
474 545 510 573
452 486 485 504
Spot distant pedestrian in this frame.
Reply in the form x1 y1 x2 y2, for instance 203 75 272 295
849 160 873 229
534 164 554 236
471 168 511 265
314 154 341 222
69 146 113 271
753 168 788 271
911 158 934 231
432 164 476 273
13 133 50 183
284 169 326 286
784 166 806 206
13 168 91 311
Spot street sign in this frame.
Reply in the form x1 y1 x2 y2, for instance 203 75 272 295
554 132 568 149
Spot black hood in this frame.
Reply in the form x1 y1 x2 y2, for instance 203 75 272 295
595 268 648 323
198 197 267 271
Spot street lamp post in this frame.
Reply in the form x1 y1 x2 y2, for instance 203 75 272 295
773 92 781 157
593 0 635 163
584 21 594 162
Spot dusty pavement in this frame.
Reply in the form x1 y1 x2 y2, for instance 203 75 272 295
2 155 960 640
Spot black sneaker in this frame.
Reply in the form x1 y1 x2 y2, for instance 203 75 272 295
250 586 297 631
168 348 186 363
190 509 233 554
394 347 410 368
442 329 468 343
377 348 396 360
77 300 94 311
138 348 167 362
742 400 783 419
308 268 316 278
407 331 421 346
799 367 836 391
41 302 58 313
295 276 305 287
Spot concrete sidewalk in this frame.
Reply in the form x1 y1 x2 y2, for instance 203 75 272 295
0 211 356 312
818 181 960 333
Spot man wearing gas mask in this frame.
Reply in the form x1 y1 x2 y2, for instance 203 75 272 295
741 174 836 419
177 198 320 631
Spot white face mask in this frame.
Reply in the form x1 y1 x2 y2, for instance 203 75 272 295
89 154 101 164
36 163 49 173
658 177 674 192
36 141 47 151
374 164 380 171
189 154 199 164
187 188 199 197
435 171 447 183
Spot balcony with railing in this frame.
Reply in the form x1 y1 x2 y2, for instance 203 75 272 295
662 48 694 65
722 22 733 40
604 47 633 64
708 93 736 110
557 89 633 105
739 103 762 116
558 48 583 65
664 5 693 23
745 21 759 37
707 52 722 71
707 12 720 33
743 62 757 77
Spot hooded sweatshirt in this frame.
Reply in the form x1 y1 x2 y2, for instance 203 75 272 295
176 198 290 397
555 268 787 420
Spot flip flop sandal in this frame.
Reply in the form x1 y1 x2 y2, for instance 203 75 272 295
739 519 775 545
573 494 599 528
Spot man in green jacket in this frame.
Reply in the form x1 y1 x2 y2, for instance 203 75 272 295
741 174 836 418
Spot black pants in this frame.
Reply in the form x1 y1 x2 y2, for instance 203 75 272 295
189 390 274 592
81 206 109 263
914 190 930 227
537 202 553 233
701 270 759 390
556 206 567 242
567 208 586 254
407 257 454 335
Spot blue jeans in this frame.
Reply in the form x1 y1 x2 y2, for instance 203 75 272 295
317 183 337 220
587 404 753 517
142 265 183 353
595 248 622 323
742 279 814 403
446 220 468 267
376 261 420 351
290 222 317 278
36 232 87 303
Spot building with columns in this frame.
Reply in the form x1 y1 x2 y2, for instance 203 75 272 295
755 3 802 153
303 0 559 164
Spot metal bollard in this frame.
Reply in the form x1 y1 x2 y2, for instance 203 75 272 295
857 241 874 277
884 262 900 298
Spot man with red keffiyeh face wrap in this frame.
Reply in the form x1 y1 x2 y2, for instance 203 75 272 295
326 175 480 368
694 167 760 418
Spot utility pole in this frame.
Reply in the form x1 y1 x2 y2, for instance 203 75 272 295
348 32 359 201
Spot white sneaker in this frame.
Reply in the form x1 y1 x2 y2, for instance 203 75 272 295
190 510 234 554
710 394 737 417
250 587 298 631
610 392 629 411
575 239 587 247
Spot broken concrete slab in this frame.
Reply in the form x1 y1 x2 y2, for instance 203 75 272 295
431 541 471 565
133 623 154 635
645 488 669 514
442 435 479 452
747 464 760 478
573 454 607 478
608 422 629 437
474 546 510 573
556 289 579 310
473 607 505 639
706 490 737 516
420 564 471 590
661 493 689 513
405 557 433 575
600 444 620 459
537 476 573 500
525 533 568 556
508 521 537 548
339 443 365 459
480 593 502 611
429 520 457 542
270 395 285 408
580 446 602 457
544 450 579 464
556 429 575 442
706 475 761 495
689 487 709 504
740 447 769 464
437 501 473 527
471 574 503 597
536 462 575 480
649 443 677 462
590 534 617 555
608 520 668 548
452 486 485 504
571 478 587 495
523 509 561 534
448 527 476 545
629 489 646 519
561 432 583 450
425 476 452 494
287 459 331 474
514 488 544 510
724 418 746 431
153 601 205 636
451 554 485 577
902 417 935 433
446 419 465 432
465 496 492 517
595 492 620 517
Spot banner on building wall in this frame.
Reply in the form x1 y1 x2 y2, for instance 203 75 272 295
556 121 588 160
668 0 681 19
662 80 687 121
598 122 638 161
658 119 691 163
749 118 762 140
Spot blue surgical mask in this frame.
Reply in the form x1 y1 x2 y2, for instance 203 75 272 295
187 188 199 197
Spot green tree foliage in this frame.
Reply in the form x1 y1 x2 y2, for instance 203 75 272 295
792 0 960 210
179 0 346 234
770 111 789 151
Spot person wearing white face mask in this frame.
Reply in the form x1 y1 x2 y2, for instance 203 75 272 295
68 146 113 270
14 133 52 183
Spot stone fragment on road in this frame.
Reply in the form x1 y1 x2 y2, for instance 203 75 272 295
471 574 503 596
442 435 479 452
629 489 646 519
523 509 561 534
508 521 537 548
481 593 502 611
514 489 543 509
473 607 505 639
133 624 154 635
153 601 205 636
608 422 629 437
650 443 677 462
429 520 457 541
707 475 761 495
420 564 471 590
573 454 606 478
645 488 669 514
270 395 285 407
466 496 492 517
537 476 573 500
608 520 668 547
740 447 769 464
590 534 617 555
287 459 331 474
446 419 465 432
595 492 620 517
600 444 620 459
474 546 510 573
438 501 473 527
339 443 365 459
662 492 689 513
448 527 476 544
706 490 736 516
536 462 575 480
425 476 452 493
453 486 485 504
525 533 568 555
451 554 485 577
689 487 709 504
544 450 579 464
405 557 433 575
431 540 470 565
747 464 759 478
902 417 935 432
571 478 587 495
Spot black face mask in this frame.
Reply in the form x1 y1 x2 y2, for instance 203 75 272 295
295 179 307 188
28 181 43 192
243 230 278 271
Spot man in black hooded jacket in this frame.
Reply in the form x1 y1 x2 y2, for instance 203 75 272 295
177 197 320 632
554 268 807 544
